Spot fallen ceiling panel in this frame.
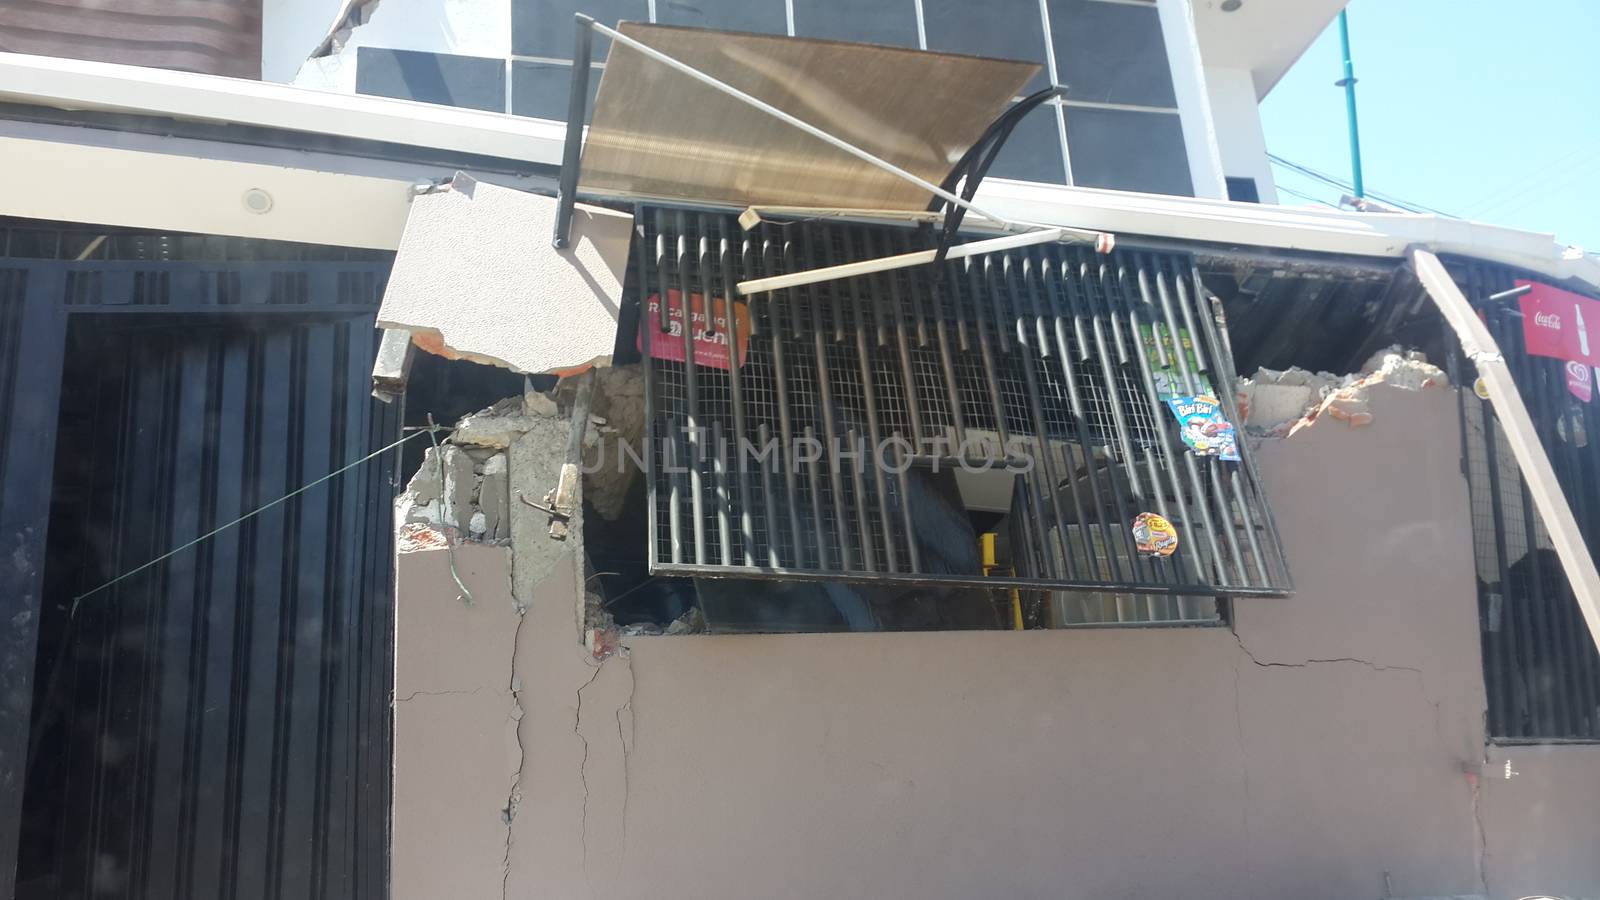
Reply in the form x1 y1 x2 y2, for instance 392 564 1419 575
578 22 1039 211
377 173 632 375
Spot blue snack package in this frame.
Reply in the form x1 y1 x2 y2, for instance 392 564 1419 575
1166 394 1239 461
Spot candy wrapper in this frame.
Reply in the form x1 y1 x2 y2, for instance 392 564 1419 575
1166 394 1239 460
1131 512 1179 558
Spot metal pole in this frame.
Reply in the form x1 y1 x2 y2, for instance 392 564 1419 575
736 227 1071 296
552 13 595 249
1336 10 1365 200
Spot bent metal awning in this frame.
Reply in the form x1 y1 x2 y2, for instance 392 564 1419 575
576 22 1039 212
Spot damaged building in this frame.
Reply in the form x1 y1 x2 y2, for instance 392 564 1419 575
2 2 1600 899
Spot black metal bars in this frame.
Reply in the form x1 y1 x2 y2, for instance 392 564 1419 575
1453 258 1600 740
637 209 1292 599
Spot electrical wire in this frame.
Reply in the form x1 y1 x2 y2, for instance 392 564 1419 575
1275 184 1341 209
424 415 476 606
71 426 433 614
1268 153 1458 217
1462 138 1600 218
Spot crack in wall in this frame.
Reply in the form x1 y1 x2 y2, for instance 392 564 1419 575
575 662 605 897
1231 629 1493 897
1231 661 1253 889
614 659 636 868
1232 630 1425 678
502 607 528 900
1469 770 1490 897
394 687 489 702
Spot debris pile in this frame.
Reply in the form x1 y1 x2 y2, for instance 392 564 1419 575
1237 346 1448 436
393 365 645 550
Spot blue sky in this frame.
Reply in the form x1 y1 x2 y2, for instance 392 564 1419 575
1260 0 1600 251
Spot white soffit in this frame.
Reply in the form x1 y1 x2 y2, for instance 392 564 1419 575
378 173 632 374
1190 0 1346 98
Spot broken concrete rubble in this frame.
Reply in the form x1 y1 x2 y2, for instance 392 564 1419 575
1237 345 1448 436
398 395 552 547
449 393 556 449
396 365 645 554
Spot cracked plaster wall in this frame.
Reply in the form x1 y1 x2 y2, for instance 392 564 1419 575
391 383 1600 900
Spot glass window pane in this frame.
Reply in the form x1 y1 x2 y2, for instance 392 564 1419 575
656 0 787 35
922 0 1049 92
355 48 506 113
793 0 919 48
513 0 648 59
511 61 601 122
1046 0 1177 108
1064 106 1193 196
986 102 1065 184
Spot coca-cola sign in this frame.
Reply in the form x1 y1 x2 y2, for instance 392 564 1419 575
1519 280 1600 367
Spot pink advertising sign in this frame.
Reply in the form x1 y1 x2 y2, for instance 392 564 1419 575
1566 360 1593 402
636 290 751 370
1519 280 1600 367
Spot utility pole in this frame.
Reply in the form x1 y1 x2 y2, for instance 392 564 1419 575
1336 9 1365 199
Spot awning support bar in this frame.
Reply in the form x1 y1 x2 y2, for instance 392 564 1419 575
736 227 1071 296
552 13 596 249
1410 247 1600 656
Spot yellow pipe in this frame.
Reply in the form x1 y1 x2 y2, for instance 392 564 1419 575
980 533 1025 631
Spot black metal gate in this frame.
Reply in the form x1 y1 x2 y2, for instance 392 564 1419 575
1452 258 1600 741
636 210 1292 600
0 223 398 899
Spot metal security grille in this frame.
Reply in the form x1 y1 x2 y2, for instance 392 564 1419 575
0 220 397 899
637 209 1292 599
1452 259 1600 741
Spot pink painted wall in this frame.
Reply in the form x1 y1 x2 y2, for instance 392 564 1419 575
391 385 1600 899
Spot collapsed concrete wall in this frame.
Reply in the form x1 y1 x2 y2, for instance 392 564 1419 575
390 380 1600 900
1237 345 1448 434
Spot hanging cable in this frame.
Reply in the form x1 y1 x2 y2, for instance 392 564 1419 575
1275 184 1342 209
425 414 476 606
71 425 435 614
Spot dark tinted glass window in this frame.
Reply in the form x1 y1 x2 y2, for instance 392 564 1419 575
511 61 601 121
793 0 919 47
355 48 506 113
1047 0 1176 108
1225 176 1261 203
986 103 1065 184
1064 106 1192 195
514 0 648 59
921 0 1049 92
656 0 787 34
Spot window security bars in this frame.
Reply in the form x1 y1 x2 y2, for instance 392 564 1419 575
636 209 1292 601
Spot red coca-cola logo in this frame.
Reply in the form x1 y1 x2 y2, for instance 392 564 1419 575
1535 311 1563 329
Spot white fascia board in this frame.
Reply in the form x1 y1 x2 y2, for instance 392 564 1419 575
0 51 566 167
976 177 1600 291
0 51 1593 293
